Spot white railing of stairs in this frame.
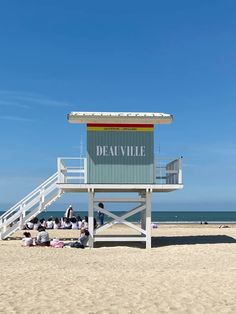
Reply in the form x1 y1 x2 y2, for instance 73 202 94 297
0 172 63 240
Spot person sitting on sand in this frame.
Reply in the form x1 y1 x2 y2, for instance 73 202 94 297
35 226 50 246
22 232 34 247
65 229 90 249
81 216 88 229
32 217 40 230
63 218 72 229
79 228 90 247
77 216 82 230
71 217 78 229
40 218 46 228
46 217 54 229
53 217 61 229
25 219 34 230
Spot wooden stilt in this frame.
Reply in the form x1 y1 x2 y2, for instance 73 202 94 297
146 189 152 249
88 190 94 248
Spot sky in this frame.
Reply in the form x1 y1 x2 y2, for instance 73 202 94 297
0 0 236 211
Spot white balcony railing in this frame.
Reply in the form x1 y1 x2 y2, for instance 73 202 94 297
155 157 183 185
57 156 183 185
57 157 87 184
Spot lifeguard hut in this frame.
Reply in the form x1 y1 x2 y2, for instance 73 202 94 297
0 111 183 248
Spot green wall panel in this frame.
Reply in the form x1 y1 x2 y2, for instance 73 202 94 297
87 130 154 184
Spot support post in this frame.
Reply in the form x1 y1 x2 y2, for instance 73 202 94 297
141 208 146 233
88 190 94 248
146 189 152 249
178 157 183 185
140 192 146 234
19 204 24 230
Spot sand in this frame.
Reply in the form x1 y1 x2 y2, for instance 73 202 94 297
0 225 236 314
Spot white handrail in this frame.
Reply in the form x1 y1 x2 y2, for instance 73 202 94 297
0 172 58 222
0 172 62 239
57 157 86 184
156 156 183 184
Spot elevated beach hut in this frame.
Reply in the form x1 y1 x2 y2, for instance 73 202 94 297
0 111 183 248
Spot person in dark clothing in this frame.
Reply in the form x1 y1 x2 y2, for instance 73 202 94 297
97 202 105 226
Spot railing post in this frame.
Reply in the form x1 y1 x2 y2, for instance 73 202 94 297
57 158 63 183
84 158 87 184
88 189 94 248
19 214 23 230
39 188 45 211
23 203 26 218
178 157 183 184
3 218 7 233
146 189 152 249
19 203 25 230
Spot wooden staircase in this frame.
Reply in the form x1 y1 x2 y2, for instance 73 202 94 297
0 172 63 240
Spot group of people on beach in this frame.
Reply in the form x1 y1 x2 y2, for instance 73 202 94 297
23 203 105 231
21 203 105 249
22 226 90 249
24 215 91 231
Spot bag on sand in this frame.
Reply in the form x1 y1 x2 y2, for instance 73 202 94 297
51 239 64 248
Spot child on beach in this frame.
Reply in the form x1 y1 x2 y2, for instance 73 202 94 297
21 232 33 247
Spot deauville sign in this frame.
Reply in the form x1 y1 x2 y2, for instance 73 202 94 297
96 145 146 157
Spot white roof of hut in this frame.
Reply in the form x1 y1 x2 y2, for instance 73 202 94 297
68 111 173 124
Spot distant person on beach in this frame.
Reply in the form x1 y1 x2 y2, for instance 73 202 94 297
63 218 72 229
64 205 74 219
81 216 88 229
71 217 78 229
46 217 54 229
40 218 46 228
32 217 40 230
35 226 50 246
77 216 82 229
21 232 33 247
53 217 61 229
25 219 34 230
97 203 105 226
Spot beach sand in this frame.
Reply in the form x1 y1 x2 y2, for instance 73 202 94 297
1 225 236 314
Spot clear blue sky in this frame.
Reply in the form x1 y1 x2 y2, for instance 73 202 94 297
0 0 235 211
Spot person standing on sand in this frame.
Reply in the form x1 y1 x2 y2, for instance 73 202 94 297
97 202 105 226
64 205 74 219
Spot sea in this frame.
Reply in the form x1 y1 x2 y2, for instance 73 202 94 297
1 211 235 224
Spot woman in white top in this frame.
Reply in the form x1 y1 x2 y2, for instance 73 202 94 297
25 220 34 230
71 217 78 229
64 218 72 229
77 220 82 230
81 216 88 229
53 217 61 229
46 218 54 229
